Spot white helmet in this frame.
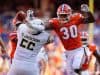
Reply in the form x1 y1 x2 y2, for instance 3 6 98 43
80 31 89 45
29 19 45 34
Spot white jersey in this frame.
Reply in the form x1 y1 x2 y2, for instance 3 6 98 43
14 23 50 62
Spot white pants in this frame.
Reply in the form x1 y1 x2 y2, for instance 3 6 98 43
65 47 90 75
7 59 39 75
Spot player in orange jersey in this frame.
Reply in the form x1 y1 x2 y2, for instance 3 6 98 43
45 4 95 75
80 31 100 64
80 31 100 75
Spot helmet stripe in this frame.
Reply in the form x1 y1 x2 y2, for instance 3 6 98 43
61 4 65 12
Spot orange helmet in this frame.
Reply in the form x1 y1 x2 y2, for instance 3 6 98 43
57 4 72 15
57 4 72 21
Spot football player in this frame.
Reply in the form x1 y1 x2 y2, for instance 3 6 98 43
80 31 100 75
9 10 26 63
9 9 35 63
7 11 53 75
45 3 95 75
9 31 17 63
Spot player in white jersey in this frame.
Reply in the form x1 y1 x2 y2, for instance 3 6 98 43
7 11 53 75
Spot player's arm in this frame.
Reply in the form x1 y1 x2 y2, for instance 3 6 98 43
38 48 48 75
39 59 46 75
93 48 100 64
80 4 95 23
45 18 57 30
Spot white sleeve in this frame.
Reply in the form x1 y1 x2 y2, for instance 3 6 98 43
17 23 26 33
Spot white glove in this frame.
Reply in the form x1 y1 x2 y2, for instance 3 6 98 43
27 9 34 16
81 4 89 12
26 9 34 20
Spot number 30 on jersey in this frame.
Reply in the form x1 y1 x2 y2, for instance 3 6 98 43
60 25 78 39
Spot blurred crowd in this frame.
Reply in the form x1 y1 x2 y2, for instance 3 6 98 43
0 0 100 75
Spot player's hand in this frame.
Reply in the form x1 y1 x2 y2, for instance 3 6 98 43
26 9 34 20
81 4 89 12
27 9 34 17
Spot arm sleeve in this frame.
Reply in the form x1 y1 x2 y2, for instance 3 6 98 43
45 20 55 30
45 18 59 30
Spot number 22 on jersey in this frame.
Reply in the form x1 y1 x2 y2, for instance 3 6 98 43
60 25 78 39
20 38 35 51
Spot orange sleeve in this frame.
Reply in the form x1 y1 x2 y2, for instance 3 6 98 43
88 44 96 53
71 13 84 25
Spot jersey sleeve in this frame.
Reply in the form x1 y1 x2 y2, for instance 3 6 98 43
17 23 26 33
88 44 96 52
72 13 84 25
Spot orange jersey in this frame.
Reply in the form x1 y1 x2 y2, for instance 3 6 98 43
9 31 17 59
49 13 83 50
88 44 96 53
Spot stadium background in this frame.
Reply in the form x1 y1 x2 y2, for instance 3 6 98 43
0 0 100 75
